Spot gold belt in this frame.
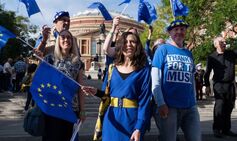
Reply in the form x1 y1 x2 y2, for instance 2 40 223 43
110 97 137 108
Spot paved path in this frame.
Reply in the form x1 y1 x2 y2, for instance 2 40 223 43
0 79 237 141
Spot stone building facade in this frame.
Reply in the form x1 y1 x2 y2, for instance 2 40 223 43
69 10 144 71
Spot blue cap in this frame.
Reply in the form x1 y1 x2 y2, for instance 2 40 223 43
166 19 189 31
53 11 70 23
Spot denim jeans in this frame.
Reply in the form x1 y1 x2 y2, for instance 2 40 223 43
157 105 201 141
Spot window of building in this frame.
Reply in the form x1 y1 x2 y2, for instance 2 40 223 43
91 40 97 56
80 39 90 55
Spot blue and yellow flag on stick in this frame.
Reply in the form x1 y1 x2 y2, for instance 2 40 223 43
30 61 80 123
171 0 189 17
138 1 157 25
88 2 112 21
0 26 16 48
19 0 41 17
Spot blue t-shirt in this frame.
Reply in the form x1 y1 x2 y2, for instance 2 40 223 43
152 44 196 108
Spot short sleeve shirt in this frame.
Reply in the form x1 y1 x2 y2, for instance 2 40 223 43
152 44 196 108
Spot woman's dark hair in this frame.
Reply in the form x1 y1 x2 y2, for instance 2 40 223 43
114 32 146 70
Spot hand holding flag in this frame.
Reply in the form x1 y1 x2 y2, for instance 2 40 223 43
0 26 16 48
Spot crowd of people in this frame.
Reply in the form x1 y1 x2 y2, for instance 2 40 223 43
0 56 38 109
1 10 237 141
0 57 26 93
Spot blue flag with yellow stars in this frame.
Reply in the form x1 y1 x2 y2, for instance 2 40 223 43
30 61 80 123
0 25 16 48
88 2 112 21
171 0 189 17
20 0 41 17
138 0 157 25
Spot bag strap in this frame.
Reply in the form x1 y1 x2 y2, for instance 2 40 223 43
104 64 114 96
93 64 114 141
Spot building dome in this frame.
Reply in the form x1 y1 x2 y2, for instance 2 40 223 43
70 9 144 35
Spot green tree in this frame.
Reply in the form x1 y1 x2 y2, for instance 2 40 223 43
0 4 38 63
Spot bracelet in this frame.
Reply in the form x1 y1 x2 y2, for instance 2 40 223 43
79 111 86 116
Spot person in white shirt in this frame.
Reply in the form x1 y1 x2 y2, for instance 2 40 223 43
3 58 13 91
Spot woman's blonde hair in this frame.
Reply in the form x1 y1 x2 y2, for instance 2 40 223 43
54 30 80 64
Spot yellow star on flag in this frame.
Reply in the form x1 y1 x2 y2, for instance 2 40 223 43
62 97 65 100
37 88 42 92
41 84 45 88
53 85 57 89
43 99 48 104
47 83 51 88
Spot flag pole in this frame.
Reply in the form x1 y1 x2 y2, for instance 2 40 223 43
17 36 99 98
16 36 84 88
40 12 48 25
120 3 129 15
70 120 82 141
16 0 20 13
39 9 51 27
169 0 175 20
16 36 35 49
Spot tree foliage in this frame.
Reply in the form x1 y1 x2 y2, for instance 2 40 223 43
140 0 237 64
0 4 38 63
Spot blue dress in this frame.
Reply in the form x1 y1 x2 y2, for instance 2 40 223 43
102 66 152 141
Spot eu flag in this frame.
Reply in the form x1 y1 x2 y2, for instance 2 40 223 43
88 2 112 21
138 1 157 25
20 0 41 17
30 61 80 123
171 0 189 17
0 26 16 48
118 0 131 6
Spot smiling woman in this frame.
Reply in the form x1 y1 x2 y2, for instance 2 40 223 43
42 29 85 141
115 32 146 70
57 30 73 56
82 31 152 141
54 30 79 64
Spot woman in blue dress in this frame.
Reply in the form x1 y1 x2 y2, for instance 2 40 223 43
83 32 152 141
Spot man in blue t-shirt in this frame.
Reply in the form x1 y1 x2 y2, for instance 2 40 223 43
151 20 201 141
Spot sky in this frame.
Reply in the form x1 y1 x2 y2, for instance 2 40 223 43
2 0 159 27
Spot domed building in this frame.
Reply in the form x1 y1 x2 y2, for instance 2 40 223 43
69 10 144 71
